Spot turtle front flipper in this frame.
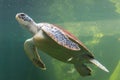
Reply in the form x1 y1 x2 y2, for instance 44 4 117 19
24 38 46 70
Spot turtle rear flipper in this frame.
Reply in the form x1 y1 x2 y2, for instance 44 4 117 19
24 38 46 70
74 63 92 76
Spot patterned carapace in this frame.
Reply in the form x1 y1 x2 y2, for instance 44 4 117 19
42 24 80 50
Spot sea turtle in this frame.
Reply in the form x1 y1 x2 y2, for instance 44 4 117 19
16 13 109 76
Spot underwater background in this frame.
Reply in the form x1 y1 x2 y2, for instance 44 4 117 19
0 0 120 80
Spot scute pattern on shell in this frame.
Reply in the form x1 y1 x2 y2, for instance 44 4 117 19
42 23 80 50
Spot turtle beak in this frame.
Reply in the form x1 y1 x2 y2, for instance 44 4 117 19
15 13 19 20
15 13 22 22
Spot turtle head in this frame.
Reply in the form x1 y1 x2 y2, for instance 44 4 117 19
16 13 34 26
16 13 38 34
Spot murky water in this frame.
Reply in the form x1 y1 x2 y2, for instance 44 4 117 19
1 0 120 80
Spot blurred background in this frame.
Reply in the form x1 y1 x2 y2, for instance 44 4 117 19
0 0 120 80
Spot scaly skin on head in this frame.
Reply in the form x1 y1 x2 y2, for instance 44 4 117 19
16 13 39 35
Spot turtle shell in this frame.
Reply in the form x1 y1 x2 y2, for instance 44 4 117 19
40 23 94 58
41 23 80 51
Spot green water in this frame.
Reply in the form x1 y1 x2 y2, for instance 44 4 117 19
1 0 120 80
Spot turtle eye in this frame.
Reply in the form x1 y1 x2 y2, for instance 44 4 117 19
18 13 32 22
20 13 25 17
18 13 26 19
